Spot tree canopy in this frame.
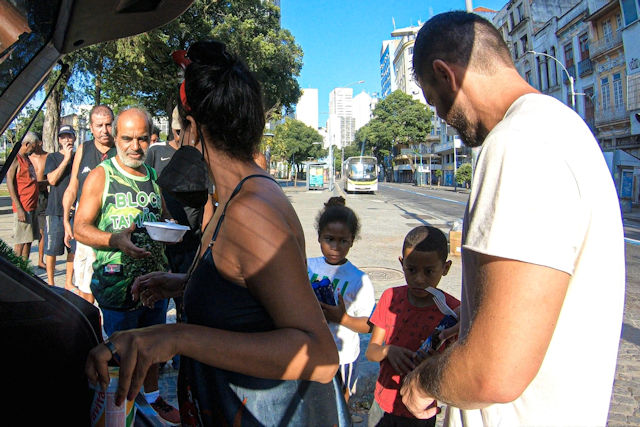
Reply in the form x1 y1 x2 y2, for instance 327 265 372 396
355 90 433 177
69 0 302 118
271 118 324 174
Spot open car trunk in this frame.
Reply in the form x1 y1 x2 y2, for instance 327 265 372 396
0 0 193 422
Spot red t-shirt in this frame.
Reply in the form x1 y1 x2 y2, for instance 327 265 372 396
11 154 38 212
369 285 460 418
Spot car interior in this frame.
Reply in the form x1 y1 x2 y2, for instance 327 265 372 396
0 1 193 423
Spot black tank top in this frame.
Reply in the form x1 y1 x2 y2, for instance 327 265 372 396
77 140 116 201
178 174 349 426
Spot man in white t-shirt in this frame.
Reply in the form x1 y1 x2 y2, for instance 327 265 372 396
399 11 625 427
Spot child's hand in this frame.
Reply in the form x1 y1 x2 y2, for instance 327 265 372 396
385 345 416 376
319 294 347 324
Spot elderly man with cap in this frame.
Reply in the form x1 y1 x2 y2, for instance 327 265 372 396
43 124 77 288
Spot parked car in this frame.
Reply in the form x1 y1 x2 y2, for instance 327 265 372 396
0 1 192 423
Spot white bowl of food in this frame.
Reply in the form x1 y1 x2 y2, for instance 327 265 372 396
143 221 190 243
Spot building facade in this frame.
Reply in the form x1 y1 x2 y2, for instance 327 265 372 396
380 40 399 99
295 88 319 130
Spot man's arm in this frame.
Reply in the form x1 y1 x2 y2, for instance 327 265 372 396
73 167 150 259
6 159 25 222
401 251 570 415
62 143 83 245
46 152 72 186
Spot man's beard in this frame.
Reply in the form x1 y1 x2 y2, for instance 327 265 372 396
448 105 488 148
117 146 146 168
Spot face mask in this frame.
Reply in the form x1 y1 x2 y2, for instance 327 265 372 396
157 145 209 209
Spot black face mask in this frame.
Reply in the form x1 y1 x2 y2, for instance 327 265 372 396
157 145 209 209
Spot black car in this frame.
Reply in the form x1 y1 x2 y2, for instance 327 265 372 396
0 1 192 423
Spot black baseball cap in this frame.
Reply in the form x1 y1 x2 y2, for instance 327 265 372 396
58 125 76 138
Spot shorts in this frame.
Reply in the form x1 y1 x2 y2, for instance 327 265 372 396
101 299 168 337
35 190 48 231
74 241 96 294
338 359 360 396
44 215 76 256
13 211 40 244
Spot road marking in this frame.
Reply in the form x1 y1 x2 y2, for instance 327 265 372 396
625 238 640 246
380 184 467 206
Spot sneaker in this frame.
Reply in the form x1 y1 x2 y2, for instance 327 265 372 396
150 396 180 425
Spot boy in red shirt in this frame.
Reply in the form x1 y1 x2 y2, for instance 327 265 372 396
366 226 460 426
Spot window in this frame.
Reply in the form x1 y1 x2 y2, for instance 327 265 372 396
520 35 529 54
549 47 558 87
579 33 589 60
584 87 595 123
509 12 515 30
525 70 532 86
613 73 624 109
602 20 612 39
601 77 610 111
516 3 524 22
564 42 574 68
621 0 638 25
616 13 622 29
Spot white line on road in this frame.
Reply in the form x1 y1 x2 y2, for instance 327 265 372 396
380 184 467 206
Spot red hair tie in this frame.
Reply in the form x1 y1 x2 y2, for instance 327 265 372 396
172 50 192 112
179 80 191 112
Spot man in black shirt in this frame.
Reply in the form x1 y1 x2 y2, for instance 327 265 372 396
44 125 76 288
62 105 116 303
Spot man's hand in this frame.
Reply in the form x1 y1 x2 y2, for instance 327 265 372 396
401 368 439 419
109 224 150 259
386 345 416 376
62 140 73 158
16 206 26 223
132 271 187 308
319 293 347 324
63 217 74 248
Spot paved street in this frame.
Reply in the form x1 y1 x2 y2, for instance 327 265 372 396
1 181 639 425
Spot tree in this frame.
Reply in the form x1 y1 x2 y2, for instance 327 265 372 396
69 0 302 120
434 169 442 186
272 118 324 179
354 90 432 181
455 163 472 188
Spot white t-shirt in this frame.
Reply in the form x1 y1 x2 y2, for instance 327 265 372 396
307 257 376 365
446 94 625 427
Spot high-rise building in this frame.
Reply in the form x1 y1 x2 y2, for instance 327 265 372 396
390 25 425 104
295 88 318 130
380 40 399 98
327 87 355 149
353 91 378 131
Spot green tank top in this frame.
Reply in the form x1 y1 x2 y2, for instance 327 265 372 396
90 158 168 311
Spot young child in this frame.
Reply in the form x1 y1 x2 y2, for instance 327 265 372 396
366 225 460 427
307 196 376 403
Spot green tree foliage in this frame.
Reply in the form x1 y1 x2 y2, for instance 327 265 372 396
272 118 324 176
455 162 472 187
68 0 302 119
354 90 432 180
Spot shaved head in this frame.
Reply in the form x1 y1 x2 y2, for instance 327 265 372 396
413 11 514 84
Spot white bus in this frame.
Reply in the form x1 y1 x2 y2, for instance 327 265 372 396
343 156 378 193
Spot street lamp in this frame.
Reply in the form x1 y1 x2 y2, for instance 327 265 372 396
526 50 585 110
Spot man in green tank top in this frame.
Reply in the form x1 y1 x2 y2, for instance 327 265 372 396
74 107 179 423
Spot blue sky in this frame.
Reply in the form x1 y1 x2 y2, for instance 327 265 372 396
281 0 508 126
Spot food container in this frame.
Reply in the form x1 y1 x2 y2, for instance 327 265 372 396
90 367 136 426
143 221 189 243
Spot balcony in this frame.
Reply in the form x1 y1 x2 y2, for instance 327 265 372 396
595 105 628 126
562 65 577 84
578 58 593 77
508 16 529 35
590 31 623 59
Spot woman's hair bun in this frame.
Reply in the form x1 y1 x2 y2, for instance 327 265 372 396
324 196 346 208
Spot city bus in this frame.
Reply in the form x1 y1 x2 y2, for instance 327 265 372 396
343 156 378 193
